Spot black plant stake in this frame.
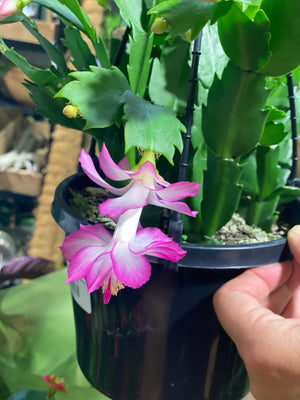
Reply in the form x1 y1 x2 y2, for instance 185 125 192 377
287 72 299 186
166 32 203 270
113 26 131 67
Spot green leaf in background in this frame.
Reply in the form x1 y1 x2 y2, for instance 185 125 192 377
123 91 185 164
149 36 190 114
240 150 259 197
201 153 243 237
96 0 111 9
259 122 287 148
0 38 56 85
62 27 97 71
127 29 154 96
56 66 130 129
238 195 279 231
259 0 300 76
218 2 271 71
149 0 233 40
6 390 48 400
32 0 86 31
114 0 144 31
292 65 300 85
197 23 228 89
266 77 289 110
202 61 269 158
277 186 300 205
189 141 207 213
259 106 287 147
61 0 96 36
8 13 68 75
238 0 262 8
256 145 281 200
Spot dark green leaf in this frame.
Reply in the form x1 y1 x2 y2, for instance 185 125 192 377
149 0 233 40
56 66 130 129
123 91 185 164
91 125 125 164
202 61 269 158
201 153 243 236
218 3 271 71
62 27 97 70
149 36 190 114
259 0 300 76
26 81 85 130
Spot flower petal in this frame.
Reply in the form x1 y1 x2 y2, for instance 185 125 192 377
131 227 186 261
65 246 104 282
100 183 149 217
148 192 198 217
99 143 130 181
157 181 201 201
79 149 127 195
112 241 151 289
118 156 131 171
60 224 111 260
85 253 113 292
79 223 113 242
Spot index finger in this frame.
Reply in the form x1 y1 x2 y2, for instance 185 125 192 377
213 261 292 344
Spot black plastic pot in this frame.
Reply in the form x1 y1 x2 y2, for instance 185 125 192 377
52 173 296 400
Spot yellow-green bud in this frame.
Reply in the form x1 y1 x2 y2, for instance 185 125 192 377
151 17 170 35
63 104 79 119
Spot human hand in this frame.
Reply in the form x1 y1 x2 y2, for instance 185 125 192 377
213 225 300 400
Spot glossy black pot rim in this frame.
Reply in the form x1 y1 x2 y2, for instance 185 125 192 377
52 173 292 270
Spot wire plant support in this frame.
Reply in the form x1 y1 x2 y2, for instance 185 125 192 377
165 32 203 271
287 72 299 186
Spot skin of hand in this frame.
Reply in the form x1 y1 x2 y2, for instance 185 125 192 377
213 225 300 400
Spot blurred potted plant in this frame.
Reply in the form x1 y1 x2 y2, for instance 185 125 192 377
1 0 300 399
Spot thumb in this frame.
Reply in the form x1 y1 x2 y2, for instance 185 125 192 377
287 225 300 263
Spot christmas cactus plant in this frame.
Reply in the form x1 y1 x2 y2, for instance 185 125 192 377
1 0 300 298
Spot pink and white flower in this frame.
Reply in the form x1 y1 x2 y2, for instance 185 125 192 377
79 144 200 218
0 0 30 20
61 208 186 302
